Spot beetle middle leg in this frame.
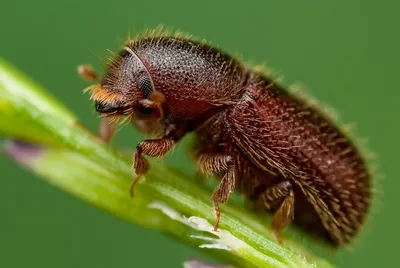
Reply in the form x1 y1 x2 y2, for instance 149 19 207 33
256 180 295 243
197 154 236 231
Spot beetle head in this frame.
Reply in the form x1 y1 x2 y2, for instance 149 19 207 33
87 46 157 120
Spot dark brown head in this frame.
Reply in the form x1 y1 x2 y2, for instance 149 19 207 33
88 36 247 130
88 45 158 120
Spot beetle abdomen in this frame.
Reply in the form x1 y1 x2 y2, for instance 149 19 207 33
225 73 371 245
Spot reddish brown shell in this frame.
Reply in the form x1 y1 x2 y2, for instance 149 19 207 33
90 34 372 246
194 71 371 244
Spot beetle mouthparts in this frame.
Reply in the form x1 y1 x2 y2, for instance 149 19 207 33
95 101 119 114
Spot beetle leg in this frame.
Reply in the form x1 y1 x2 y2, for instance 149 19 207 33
131 138 176 197
257 180 295 243
197 154 236 231
98 117 118 144
78 64 118 143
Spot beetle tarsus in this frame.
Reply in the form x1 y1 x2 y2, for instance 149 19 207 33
213 204 221 232
131 138 176 196
130 174 143 198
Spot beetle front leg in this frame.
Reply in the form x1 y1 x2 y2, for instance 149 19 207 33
197 154 236 231
256 180 295 243
78 65 118 144
98 117 118 144
131 138 176 197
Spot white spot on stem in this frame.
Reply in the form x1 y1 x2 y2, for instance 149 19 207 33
148 201 247 253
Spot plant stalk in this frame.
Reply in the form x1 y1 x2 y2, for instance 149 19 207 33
0 58 334 268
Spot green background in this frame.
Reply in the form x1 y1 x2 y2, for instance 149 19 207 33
0 0 398 267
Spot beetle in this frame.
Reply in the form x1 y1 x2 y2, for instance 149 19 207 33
79 29 372 246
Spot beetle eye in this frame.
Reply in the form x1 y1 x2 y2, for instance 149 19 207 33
95 101 119 114
139 76 153 97
137 106 154 117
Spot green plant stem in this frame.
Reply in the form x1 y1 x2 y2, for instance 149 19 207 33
0 58 335 268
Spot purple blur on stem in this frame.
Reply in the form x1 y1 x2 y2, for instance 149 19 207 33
3 139 43 167
183 259 233 268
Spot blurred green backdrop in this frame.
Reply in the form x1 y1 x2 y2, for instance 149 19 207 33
1 0 398 267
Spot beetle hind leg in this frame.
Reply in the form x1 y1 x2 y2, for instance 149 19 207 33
256 180 295 243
